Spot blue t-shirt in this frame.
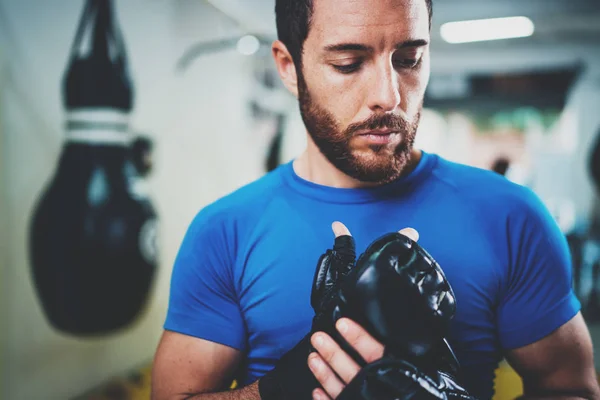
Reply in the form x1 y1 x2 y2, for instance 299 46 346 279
164 151 580 399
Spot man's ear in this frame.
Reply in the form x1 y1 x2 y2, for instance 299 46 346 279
272 40 299 98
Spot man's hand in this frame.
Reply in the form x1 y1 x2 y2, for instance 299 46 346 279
308 225 420 400
309 318 384 400
309 318 476 400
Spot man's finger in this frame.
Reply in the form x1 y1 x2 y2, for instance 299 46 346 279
332 221 351 237
336 318 384 363
312 387 332 400
399 227 419 242
307 352 345 399
311 332 361 384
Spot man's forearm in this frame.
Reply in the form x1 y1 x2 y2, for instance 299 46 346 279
182 381 261 400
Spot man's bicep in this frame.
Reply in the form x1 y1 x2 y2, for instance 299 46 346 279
165 209 246 350
505 312 599 399
152 330 243 400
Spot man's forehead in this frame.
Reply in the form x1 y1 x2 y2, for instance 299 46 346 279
310 0 429 42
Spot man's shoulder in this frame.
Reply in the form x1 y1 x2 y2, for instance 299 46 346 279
191 164 289 229
430 155 538 212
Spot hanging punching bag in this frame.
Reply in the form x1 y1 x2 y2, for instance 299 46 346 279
29 0 158 336
589 129 600 192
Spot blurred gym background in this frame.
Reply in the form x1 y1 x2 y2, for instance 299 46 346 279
1 0 599 399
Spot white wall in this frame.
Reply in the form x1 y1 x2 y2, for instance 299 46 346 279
0 36 10 399
0 1 280 398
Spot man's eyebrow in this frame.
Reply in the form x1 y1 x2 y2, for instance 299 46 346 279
323 43 373 52
323 39 429 53
396 39 429 49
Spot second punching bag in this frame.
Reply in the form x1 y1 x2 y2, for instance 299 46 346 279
29 0 158 336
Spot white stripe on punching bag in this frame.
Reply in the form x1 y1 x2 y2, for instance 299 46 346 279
66 109 130 124
65 108 131 145
66 129 132 145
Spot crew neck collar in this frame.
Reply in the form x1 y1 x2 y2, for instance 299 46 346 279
280 150 437 204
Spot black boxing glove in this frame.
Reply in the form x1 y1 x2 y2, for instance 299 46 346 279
259 232 461 399
311 234 357 309
258 234 357 400
337 356 476 400
329 234 475 400
313 232 458 374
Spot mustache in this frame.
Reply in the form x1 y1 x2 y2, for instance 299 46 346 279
346 113 411 135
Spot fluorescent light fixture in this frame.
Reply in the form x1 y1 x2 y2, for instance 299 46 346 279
441 16 534 44
237 35 260 55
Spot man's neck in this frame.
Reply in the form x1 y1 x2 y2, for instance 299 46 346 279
293 137 422 189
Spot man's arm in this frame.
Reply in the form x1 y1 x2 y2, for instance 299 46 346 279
151 330 260 400
505 312 600 400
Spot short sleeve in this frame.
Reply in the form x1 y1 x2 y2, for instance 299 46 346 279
164 208 246 351
497 188 581 350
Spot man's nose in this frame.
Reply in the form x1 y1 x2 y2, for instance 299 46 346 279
367 61 401 113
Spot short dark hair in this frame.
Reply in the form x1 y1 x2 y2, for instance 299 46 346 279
275 0 433 69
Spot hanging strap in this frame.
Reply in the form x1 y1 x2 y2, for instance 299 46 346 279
67 0 127 67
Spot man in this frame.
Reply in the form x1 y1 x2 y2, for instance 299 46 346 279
151 0 600 399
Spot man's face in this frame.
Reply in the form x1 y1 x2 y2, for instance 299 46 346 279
298 0 431 184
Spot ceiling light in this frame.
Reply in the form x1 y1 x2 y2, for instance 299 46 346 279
441 16 535 44
237 35 260 55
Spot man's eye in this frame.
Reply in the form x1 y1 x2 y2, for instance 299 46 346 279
332 62 362 74
394 58 422 69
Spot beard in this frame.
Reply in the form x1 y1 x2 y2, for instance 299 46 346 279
297 72 421 185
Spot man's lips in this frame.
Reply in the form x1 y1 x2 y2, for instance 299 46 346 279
357 128 399 136
355 129 401 145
